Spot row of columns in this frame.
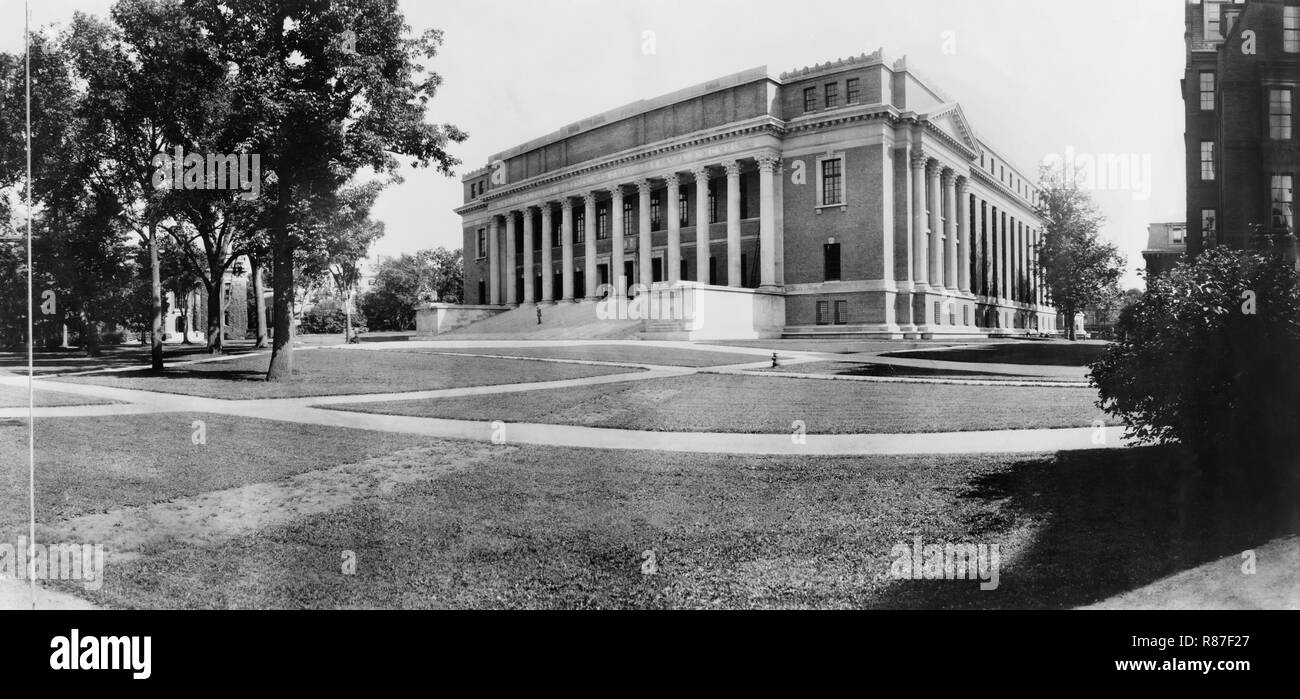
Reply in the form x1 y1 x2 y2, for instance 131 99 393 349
908 149 1044 309
484 153 781 305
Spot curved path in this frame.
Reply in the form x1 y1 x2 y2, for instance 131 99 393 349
0 341 1130 455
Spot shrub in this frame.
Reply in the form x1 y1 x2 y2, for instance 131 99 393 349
299 300 366 335
1090 246 1300 504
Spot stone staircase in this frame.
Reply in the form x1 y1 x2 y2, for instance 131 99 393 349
437 300 643 341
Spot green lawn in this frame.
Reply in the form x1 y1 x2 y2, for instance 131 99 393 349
401 344 763 367
0 412 442 532
54 442 1295 609
326 372 1116 434
0 384 116 408
0 342 262 376
752 361 1060 382
53 349 643 399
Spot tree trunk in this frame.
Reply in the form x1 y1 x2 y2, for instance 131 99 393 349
149 222 164 371
266 240 295 381
252 255 268 348
1064 304 1077 341
205 277 224 354
80 307 100 357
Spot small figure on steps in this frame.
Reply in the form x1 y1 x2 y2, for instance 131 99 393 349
771 352 779 368
537 306 543 325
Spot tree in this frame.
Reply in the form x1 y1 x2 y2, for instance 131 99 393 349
295 182 385 342
1034 173 1125 340
360 247 461 331
180 0 466 380
1090 246 1300 521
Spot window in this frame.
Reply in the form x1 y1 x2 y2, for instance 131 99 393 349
824 82 839 109
650 194 662 231
575 211 585 244
820 158 843 206
846 77 860 104
1200 72 1215 110
597 205 609 240
623 200 634 236
1170 227 1185 245
1270 89 1292 140
679 192 689 226
1201 208 1216 245
740 173 750 218
470 182 477 197
708 183 717 224
834 300 848 325
803 87 817 112
1286 7 1300 53
1204 1 1223 41
477 280 486 305
1271 174 1293 232
823 243 841 281
476 228 487 259
934 301 942 325
816 300 830 325
1200 141 1215 181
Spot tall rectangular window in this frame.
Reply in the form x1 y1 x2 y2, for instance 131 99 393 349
575 211 585 244
597 205 609 240
650 194 662 231
623 199 635 235
708 183 717 224
1271 174 1294 232
823 243 841 281
803 87 817 112
834 300 848 325
476 229 487 259
821 158 843 206
1200 141 1215 181
1200 72 1215 110
816 300 830 325
679 192 689 226
824 82 839 108
1286 7 1300 53
1270 89 1292 140
1201 208 1216 246
846 77 860 104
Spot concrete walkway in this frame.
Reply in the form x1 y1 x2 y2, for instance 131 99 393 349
0 341 1130 455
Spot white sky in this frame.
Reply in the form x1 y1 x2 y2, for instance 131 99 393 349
2 0 1186 288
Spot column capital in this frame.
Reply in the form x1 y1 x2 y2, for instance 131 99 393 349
723 160 742 178
956 176 969 194
636 179 653 197
689 164 711 181
664 173 680 188
756 153 781 173
909 149 928 169
940 168 955 186
610 185 626 200
582 192 598 207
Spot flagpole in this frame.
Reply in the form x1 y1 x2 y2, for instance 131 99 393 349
25 0 36 611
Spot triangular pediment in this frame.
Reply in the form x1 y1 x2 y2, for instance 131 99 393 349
923 102 979 152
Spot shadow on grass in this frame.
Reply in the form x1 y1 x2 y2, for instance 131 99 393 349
886 342 1109 367
0 342 262 375
873 445 1299 609
818 363 1040 380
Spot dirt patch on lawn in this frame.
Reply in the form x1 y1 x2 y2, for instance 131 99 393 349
38 441 509 562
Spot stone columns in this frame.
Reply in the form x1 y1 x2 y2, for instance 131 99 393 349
910 151 928 285
637 180 653 288
583 194 598 300
522 207 535 304
504 212 517 305
665 175 681 285
943 169 958 290
611 187 625 295
692 166 710 284
488 216 501 305
973 196 984 297
540 204 554 303
561 198 574 301
725 160 742 287
957 179 971 294
927 160 943 287
1001 213 1010 305
757 153 780 290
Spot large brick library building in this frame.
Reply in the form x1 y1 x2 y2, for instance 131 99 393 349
457 50 1057 339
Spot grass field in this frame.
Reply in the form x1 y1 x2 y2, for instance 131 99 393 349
326 372 1116 434
0 343 262 376
401 344 763 367
54 349 644 399
885 341 1110 367
41 438 1291 610
0 384 117 408
752 361 1053 382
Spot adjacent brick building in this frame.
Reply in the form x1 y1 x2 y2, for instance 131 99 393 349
1143 221 1190 282
1184 0 1300 258
457 50 1057 339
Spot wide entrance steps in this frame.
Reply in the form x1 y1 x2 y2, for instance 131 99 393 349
438 300 642 341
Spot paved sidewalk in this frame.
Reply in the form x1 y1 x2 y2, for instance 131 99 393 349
0 578 98 610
